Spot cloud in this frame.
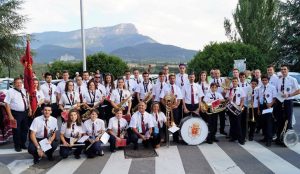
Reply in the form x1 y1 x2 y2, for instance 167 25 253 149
21 0 238 50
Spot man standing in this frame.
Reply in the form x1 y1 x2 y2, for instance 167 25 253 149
267 65 279 88
56 70 70 102
162 65 170 83
175 64 189 89
40 73 58 118
136 72 153 112
5 78 31 151
82 71 90 87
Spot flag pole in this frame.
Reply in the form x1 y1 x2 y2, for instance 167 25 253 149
80 0 87 71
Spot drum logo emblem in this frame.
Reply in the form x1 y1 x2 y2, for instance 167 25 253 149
189 122 201 138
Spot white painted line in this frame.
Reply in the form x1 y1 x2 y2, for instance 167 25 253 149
240 141 300 174
46 156 86 174
0 148 28 155
155 146 185 174
198 143 244 174
289 143 300 155
100 150 132 174
7 159 33 174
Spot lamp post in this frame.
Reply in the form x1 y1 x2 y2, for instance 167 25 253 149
80 0 87 71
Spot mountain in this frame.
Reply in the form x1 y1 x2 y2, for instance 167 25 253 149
31 23 197 63
110 43 197 62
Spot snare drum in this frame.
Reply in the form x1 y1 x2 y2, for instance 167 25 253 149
226 102 242 116
180 116 208 145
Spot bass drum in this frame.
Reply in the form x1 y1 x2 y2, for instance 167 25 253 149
180 116 208 145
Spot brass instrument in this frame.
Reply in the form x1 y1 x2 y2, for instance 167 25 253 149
112 94 132 114
163 92 176 128
132 91 153 112
86 130 105 150
250 91 256 122
200 100 227 115
221 78 232 90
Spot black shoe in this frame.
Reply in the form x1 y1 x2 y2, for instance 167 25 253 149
213 139 219 142
33 158 40 164
133 144 138 150
99 150 104 156
259 138 266 142
229 139 236 142
220 131 227 136
206 140 213 144
21 144 27 150
248 137 253 141
110 150 116 153
15 147 21 152
47 155 54 161
75 155 81 159
225 135 231 139
239 141 245 145
266 141 272 147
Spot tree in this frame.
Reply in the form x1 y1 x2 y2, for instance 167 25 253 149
87 52 129 78
276 0 300 70
187 42 267 76
224 0 281 62
48 61 82 78
0 0 27 69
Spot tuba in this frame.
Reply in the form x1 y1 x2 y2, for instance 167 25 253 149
163 92 177 127
132 91 153 112
112 94 133 114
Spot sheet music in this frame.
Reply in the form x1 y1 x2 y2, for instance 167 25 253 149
168 125 180 133
262 108 273 115
39 138 52 152
77 135 89 143
100 132 110 144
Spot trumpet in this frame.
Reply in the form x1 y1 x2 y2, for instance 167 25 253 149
112 94 132 114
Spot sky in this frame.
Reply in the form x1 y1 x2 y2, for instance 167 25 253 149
21 0 239 51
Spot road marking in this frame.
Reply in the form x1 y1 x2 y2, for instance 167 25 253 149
7 159 33 174
240 141 300 174
289 143 300 155
46 156 86 174
101 150 132 174
155 146 185 174
198 143 245 174
0 148 28 155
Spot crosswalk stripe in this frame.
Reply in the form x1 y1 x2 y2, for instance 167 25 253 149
289 143 300 155
155 146 185 174
46 156 86 174
7 159 33 174
0 149 28 155
240 141 300 174
198 143 245 174
100 150 132 174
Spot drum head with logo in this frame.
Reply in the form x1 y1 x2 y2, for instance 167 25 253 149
180 117 208 145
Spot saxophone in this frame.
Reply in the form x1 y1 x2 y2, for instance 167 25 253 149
112 94 133 114
132 91 153 112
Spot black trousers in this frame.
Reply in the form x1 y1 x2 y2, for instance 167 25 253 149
127 128 152 148
207 113 218 141
172 107 181 142
275 100 293 139
85 140 102 158
261 112 273 141
152 126 166 147
60 137 83 158
227 111 243 142
28 138 58 160
11 110 28 148
218 111 226 132
241 107 259 140
185 103 199 117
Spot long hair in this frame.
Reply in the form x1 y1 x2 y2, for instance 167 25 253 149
64 80 74 93
198 71 208 84
67 109 82 128
104 73 115 92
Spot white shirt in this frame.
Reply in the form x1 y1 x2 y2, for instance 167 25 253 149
182 82 204 104
40 83 57 104
4 88 29 111
163 74 169 84
83 90 103 105
269 74 279 88
175 73 189 89
160 83 183 100
153 81 167 102
60 122 84 138
129 111 154 133
203 91 224 103
36 90 45 104
225 87 245 106
198 82 210 96
30 115 58 139
133 77 143 85
59 91 80 109
277 75 299 100
74 84 88 103
104 85 114 97
244 86 259 108
136 81 153 100
110 88 131 106
151 112 166 129
56 80 67 95
96 83 107 97
259 84 277 104
83 118 105 137
124 78 138 94
238 81 249 93
108 117 128 136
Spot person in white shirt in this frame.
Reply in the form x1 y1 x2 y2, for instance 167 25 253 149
82 71 90 87
83 109 105 158
162 65 170 83
160 74 182 143
4 77 30 152
203 83 225 144
74 76 88 104
28 105 58 164
124 70 137 95
107 109 128 152
151 102 166 148
103 73 115 124
175 63 189 89
60 109 84 159
254 69 263 87
225 77 245 145
40 72 59 118
110 78 132 117
259 75 277 147
238 72 249 91
275 65 299 145
241 78 259 142
232 68 240 81
94 73 106 93
198 71 210 96
33 78 45 117
56 70 70 102
267 65 279 88
182 72 204 117
136 71 153 112
128 102 154 150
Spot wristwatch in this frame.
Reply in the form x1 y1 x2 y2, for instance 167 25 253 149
37 146 41 150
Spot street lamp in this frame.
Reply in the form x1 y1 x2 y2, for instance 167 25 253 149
80 0 87 71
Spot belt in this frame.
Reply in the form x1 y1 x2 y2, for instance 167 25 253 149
11 109 28 113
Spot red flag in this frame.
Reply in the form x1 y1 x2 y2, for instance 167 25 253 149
20 40 37 115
